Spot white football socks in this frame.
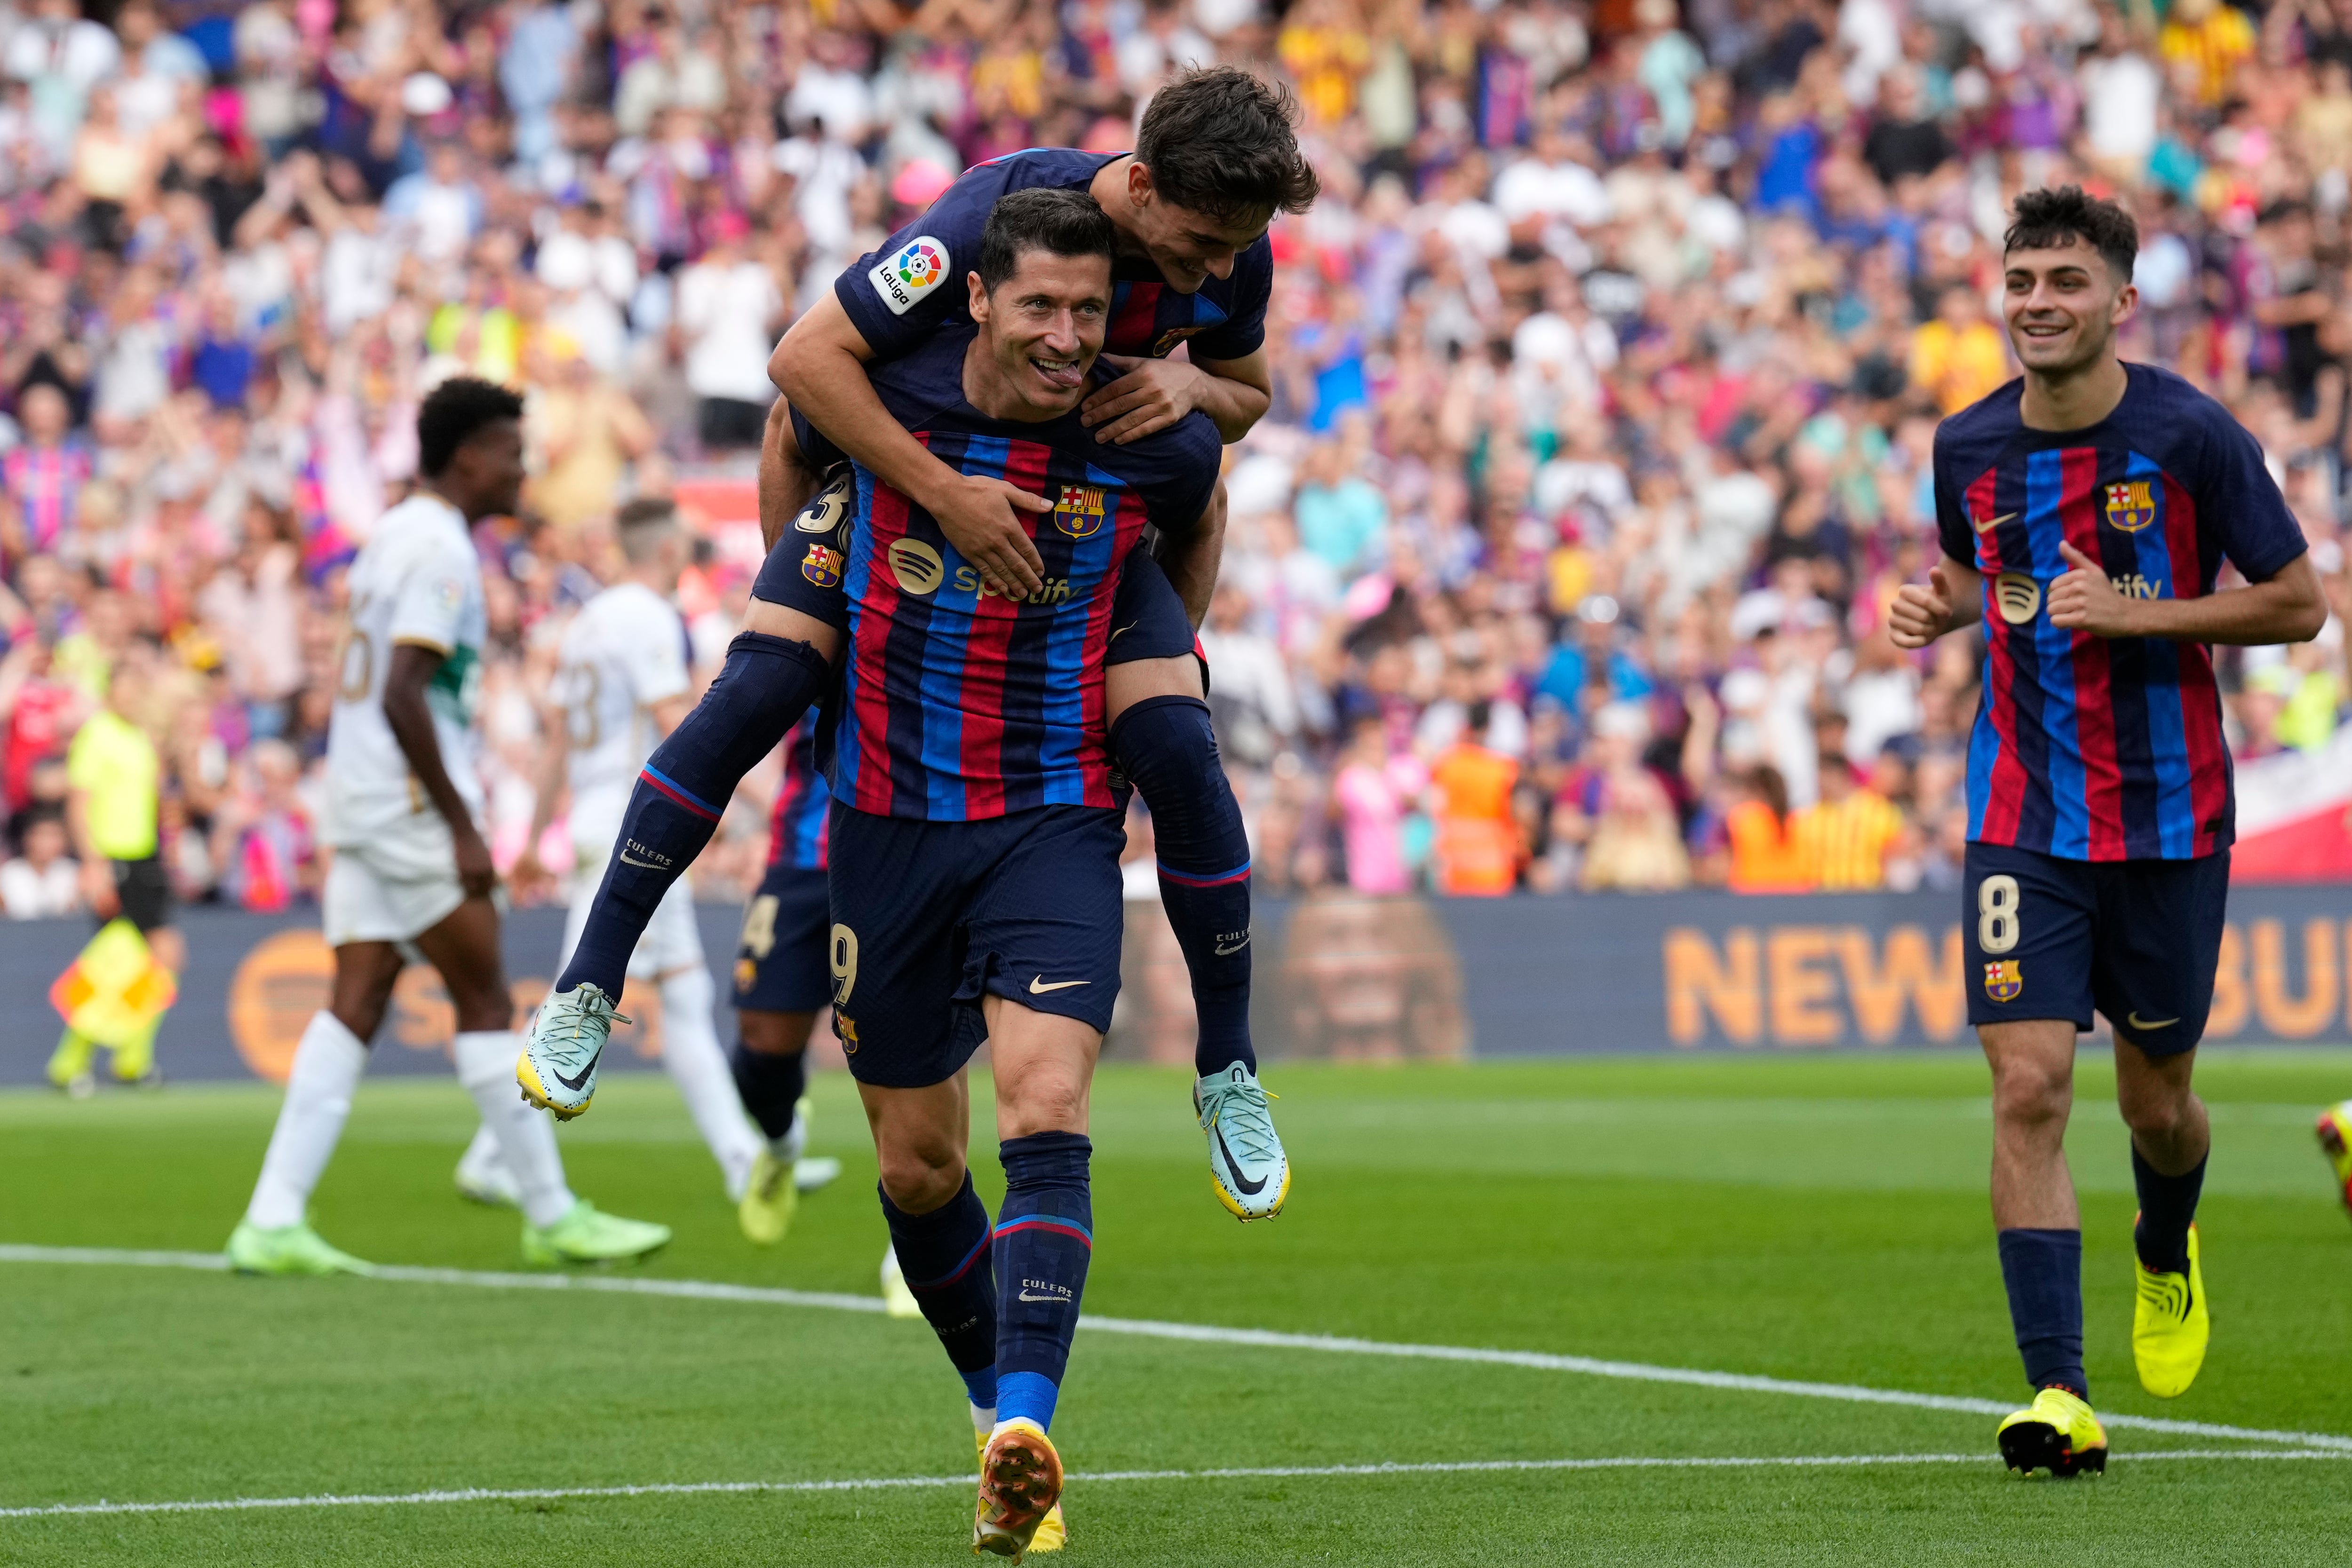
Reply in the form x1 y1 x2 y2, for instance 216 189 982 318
659 965 763 1201
245 1011 369 1229
453 1029 575 1228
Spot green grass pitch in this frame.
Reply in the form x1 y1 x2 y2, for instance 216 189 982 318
5 1051 2352 1566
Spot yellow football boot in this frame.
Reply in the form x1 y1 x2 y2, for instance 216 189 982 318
2318 1103 2352 1220
1996 1386 2108 1477
974 1422 1064 1560
976 1427 1064 1553
2133 1220 2209 1398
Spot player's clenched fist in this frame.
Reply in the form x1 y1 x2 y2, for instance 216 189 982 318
2048 540 2135 637
1889 563 1957 649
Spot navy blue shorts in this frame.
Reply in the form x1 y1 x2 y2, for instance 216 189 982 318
755 429 1199 675
825 802 1126 1088
1962 841 2230 1054
732 860 832 1015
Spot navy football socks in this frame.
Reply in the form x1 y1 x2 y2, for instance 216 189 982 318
881 1171 1000 1405
2131 1145 2207 1275
1110 697 1255 1078
730 1040 806 1144
556 632 830 1000
993 1132 1094 1432
1997 1227 2087 1399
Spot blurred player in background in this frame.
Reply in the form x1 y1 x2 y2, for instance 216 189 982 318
528 69 1317 1222
501 497 838 1243
225 378 671 1276
1892 188 2327 1477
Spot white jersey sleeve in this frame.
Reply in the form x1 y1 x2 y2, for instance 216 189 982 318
561 583 693 851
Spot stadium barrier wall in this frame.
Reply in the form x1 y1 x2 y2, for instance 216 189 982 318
4 885 2349 1086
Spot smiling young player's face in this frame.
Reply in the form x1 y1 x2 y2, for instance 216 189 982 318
968 248 1114 419
1121 164 1270 294
2001 237 2137 379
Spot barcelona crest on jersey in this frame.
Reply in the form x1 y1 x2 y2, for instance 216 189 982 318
2103 480 2156 532
1054 484 1106 539
1983 960 2023 1002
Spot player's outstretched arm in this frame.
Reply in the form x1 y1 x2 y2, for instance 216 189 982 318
770 293 1050 595
383 642 495 900
1082 348 1272 446
2051 542 2328 645
1889 554 1983 650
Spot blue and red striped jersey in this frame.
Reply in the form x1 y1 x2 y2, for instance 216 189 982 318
835 148 1270 368
825 328 1221 822
1933 364 2308 861
767 713 830 871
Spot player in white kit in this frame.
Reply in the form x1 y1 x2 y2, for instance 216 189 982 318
496 498 839 1242
225 379 671 1275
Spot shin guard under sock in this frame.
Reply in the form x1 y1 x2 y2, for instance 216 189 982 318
1997 1227 2086 1398
731 1041 807 1145
1110 696 1255 1077
557 633 830 998
2131 1146 2207 1275
880 1172 999 1397
993 1132 1093 1432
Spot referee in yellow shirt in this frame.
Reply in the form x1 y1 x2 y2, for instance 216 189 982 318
53 650 182 1089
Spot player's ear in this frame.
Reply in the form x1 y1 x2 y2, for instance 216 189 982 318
968 271 988 323
2110 279 2138 328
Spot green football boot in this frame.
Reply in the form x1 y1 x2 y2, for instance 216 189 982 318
225 1220 375 1277
521 1199 671 1266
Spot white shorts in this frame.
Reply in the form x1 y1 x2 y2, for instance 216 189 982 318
562 842 705 981
324 812 469 948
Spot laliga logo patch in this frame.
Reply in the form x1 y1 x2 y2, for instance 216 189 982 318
1984 960 2023 1003
1054 484 1106 539
869 235 948 316
1150 325 1203 358
801 543 842 588
888 537 944 595
733 957 757 991
1994 572 2041 626
2103 479 2156 533
797 473 853 533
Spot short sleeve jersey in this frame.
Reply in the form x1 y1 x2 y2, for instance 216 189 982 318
1933 364 2309 861
835 149 1271 368
324 493 488 846
820 326 1221 821
66 709 159 860
556 581 694 852
767 712 832 871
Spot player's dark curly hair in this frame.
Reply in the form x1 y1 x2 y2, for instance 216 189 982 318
978 188 1118 293
2004 186 2138 283
1136 66 1319 224
416 376 525 477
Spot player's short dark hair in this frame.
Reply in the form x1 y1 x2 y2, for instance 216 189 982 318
416 376 525 477
1135 66 1319 225
2003 186 2138 283
977 188 1117 294
616 496 680 562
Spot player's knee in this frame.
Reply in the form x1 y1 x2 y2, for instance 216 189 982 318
998 1076 1089 1140
876 1130 967 1214
2117 1083 2194 1142
1989 1058 2070 1129
739 1009 814 1056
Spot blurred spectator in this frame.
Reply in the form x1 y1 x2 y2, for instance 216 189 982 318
213 738 318 911
1333 715 1425 894
1 804 79 919
675 214 784 452
1428 702 1519 895
1794 745 1903 891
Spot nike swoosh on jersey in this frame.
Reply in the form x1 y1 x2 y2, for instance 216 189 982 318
1212 1122 1268 1194
1972 511 2018 533
2126 1013 2179 1031
1028 976 1089 994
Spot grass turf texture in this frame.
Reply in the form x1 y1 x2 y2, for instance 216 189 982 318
3 1051 2351 1566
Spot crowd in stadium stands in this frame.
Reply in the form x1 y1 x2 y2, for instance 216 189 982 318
2 0 2351 920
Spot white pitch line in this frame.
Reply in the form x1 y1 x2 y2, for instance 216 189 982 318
7 1244 2349 1456
8 1449 2349 1522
